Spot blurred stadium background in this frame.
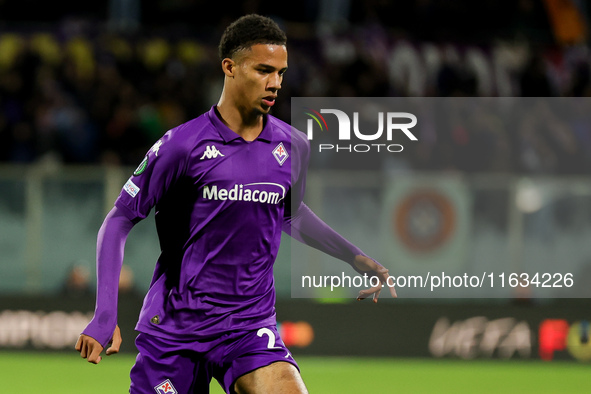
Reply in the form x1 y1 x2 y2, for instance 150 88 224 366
1 0 591 392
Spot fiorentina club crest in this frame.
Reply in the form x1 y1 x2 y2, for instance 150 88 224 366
154 379 177 394
272 142 288 165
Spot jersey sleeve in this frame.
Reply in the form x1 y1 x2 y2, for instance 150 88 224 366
114 128 189 221
283 128 367 270
81 206 134 348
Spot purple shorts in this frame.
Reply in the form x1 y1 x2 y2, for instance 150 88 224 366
129 325 299 394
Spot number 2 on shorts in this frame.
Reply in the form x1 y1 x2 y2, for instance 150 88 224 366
257 327 292 358
257 327 280 349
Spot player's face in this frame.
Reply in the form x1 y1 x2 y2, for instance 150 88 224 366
233 44 288 114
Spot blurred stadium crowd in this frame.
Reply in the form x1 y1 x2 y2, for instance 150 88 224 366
1 0 591 174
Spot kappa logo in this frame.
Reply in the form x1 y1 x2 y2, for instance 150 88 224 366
154 379 177 394
200 145 225 160
151 139 163 157
272 142 288 165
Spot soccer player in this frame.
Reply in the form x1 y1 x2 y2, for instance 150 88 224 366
75 14 396 394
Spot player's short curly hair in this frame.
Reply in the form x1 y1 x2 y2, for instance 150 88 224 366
218 14 287 60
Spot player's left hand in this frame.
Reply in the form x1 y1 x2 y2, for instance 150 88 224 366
353 255 397 302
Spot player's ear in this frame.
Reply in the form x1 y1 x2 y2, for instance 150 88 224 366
221 58 236 78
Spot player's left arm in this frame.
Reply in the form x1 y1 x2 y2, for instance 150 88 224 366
283 203 397 302
283 130 395 302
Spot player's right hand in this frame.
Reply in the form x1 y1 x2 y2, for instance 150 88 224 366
75 325 122 364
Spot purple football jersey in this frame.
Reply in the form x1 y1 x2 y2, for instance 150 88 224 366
114 106 309 340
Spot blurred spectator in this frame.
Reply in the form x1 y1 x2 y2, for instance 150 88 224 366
62 262 92 298
62 261 139 297
119 264 140 296
1 3 591 175
519 49 555 96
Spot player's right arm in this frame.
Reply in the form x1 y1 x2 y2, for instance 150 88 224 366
75 206 135 364
76 127 190 363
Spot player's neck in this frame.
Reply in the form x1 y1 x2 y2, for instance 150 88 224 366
216 100 263 142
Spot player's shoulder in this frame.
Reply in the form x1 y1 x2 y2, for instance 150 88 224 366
267 115 310 151
168 112 211 140
161 111 214 152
